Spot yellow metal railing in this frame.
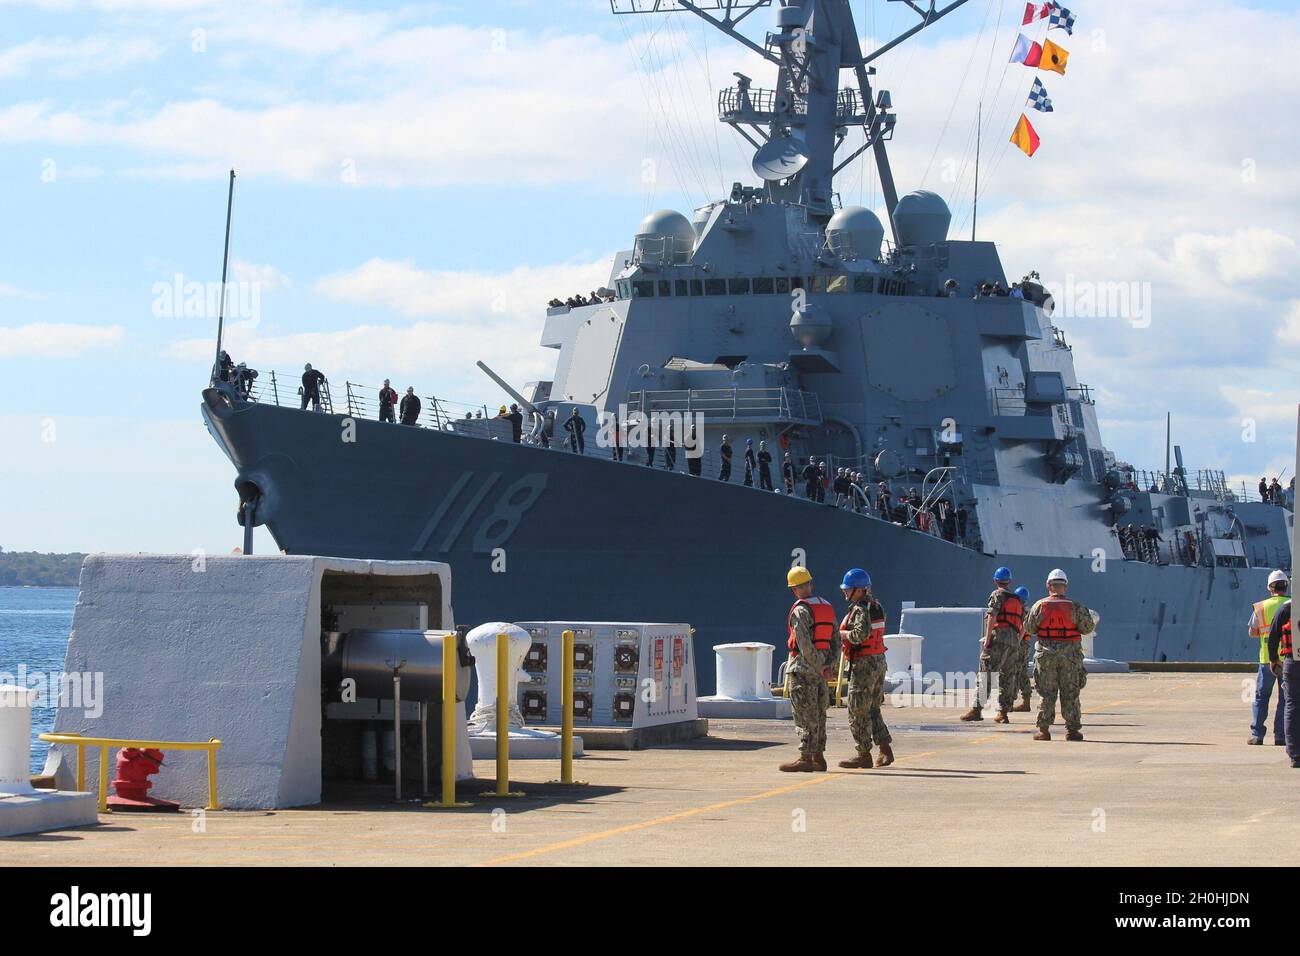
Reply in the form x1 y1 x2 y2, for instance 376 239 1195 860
38 732 222 813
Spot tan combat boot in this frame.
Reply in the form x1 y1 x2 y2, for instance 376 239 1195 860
994 710 1009 724
838 751 874 769
1033 727 1051 741
812 752 827 772
1012 695 1032 712
874 743 895 767
779 752 819 772
959 706 983 722
1066 730 1084 741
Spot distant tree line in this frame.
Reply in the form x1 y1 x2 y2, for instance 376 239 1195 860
0 549 86 587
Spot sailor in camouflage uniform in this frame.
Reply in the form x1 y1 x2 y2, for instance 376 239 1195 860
780 566 836 772
961 567 1025 724
836 568 894 769
1022 568 1097 741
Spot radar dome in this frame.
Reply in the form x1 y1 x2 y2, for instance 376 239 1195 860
636 209 695 263
825 206 884 261
893 190 951 247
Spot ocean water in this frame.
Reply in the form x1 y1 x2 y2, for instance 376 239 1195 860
0 587 77 774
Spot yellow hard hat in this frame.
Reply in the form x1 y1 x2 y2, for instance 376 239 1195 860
499 405 507 413
786 566 812 587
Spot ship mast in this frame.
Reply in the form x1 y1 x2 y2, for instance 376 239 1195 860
611 0 971 242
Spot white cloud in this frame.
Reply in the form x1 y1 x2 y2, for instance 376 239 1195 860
0 322 125 357
0 282 41 299
0 35 161 79
231 258 291 292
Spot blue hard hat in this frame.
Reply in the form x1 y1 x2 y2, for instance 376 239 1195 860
746 437 753 444
840 568 872 590
1014 586 1030 602
993 566 1012 583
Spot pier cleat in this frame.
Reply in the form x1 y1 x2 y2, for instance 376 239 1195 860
1066 730 1084 741
960 706 984 722
874 743 895 767
838 752 874 770
779 753 819 773
1033 728 1052 741
994 710 1009 724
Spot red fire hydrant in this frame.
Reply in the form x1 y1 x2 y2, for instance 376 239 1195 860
108 748 180 812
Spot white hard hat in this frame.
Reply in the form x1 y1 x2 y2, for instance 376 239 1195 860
1268 569 1290 587
1047 568 1069 585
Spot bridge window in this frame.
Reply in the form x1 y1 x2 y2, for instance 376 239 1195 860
632 281 656 298
753 277 775 294
853 275 874 293
775 277 790 294
690 279 704 296
728 278 751 295
658 280 672 297
704 278 727 295
827 275 849 293
675 279 689 296
810 275 827 293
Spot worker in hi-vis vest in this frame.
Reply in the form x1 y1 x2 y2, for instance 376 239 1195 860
1248 570 1291 746
835 568 894 769
780 566 836 773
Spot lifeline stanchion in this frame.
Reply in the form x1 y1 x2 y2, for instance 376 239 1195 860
492 632 525 798
549 628 588 786
423 632 470 809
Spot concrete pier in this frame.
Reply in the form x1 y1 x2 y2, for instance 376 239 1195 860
6 673 1297 866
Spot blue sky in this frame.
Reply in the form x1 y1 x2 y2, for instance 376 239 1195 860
1 0 1297 554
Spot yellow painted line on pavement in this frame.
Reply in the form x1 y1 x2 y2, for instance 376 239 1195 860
476 772 838 866
479 696 1133 866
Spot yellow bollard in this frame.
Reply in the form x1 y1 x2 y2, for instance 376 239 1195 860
207 739 222 810
549 628 588 786
98 745 110 813
493 633 524 798
423 631 471 809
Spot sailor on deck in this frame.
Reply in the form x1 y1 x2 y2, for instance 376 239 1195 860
836 568 893 769
961 567 1025 724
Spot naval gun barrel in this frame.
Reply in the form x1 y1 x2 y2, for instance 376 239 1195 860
476 360 541 419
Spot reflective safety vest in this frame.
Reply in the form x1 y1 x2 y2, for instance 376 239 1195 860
842 601 886 660
788 596 837 655
1035 596 1081 641
1250 595 1289 664
991 590 1024 634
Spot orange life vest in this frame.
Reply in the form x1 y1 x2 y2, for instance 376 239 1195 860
1036 596 1081 641
841 601 886 660
1282 616 1293 659
992 590 1024 633
788 596 836 654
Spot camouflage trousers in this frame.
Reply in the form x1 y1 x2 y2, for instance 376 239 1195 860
789 668 829 754
1034 640 1087 732
1016 640 1032 699
846 654 892 752
976 639 1022 712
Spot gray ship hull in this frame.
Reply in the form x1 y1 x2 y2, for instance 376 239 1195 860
204 393 1267 692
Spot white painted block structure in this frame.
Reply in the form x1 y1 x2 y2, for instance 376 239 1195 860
46 554 472 810
0 685 96 837
698 643 792 719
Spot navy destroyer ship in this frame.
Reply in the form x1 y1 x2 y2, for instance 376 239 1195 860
202 0 1292 690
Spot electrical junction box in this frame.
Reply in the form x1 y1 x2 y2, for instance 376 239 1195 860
514 622 698 729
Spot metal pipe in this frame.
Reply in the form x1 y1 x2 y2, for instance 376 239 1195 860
420 701 428 797
392 667 402 802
